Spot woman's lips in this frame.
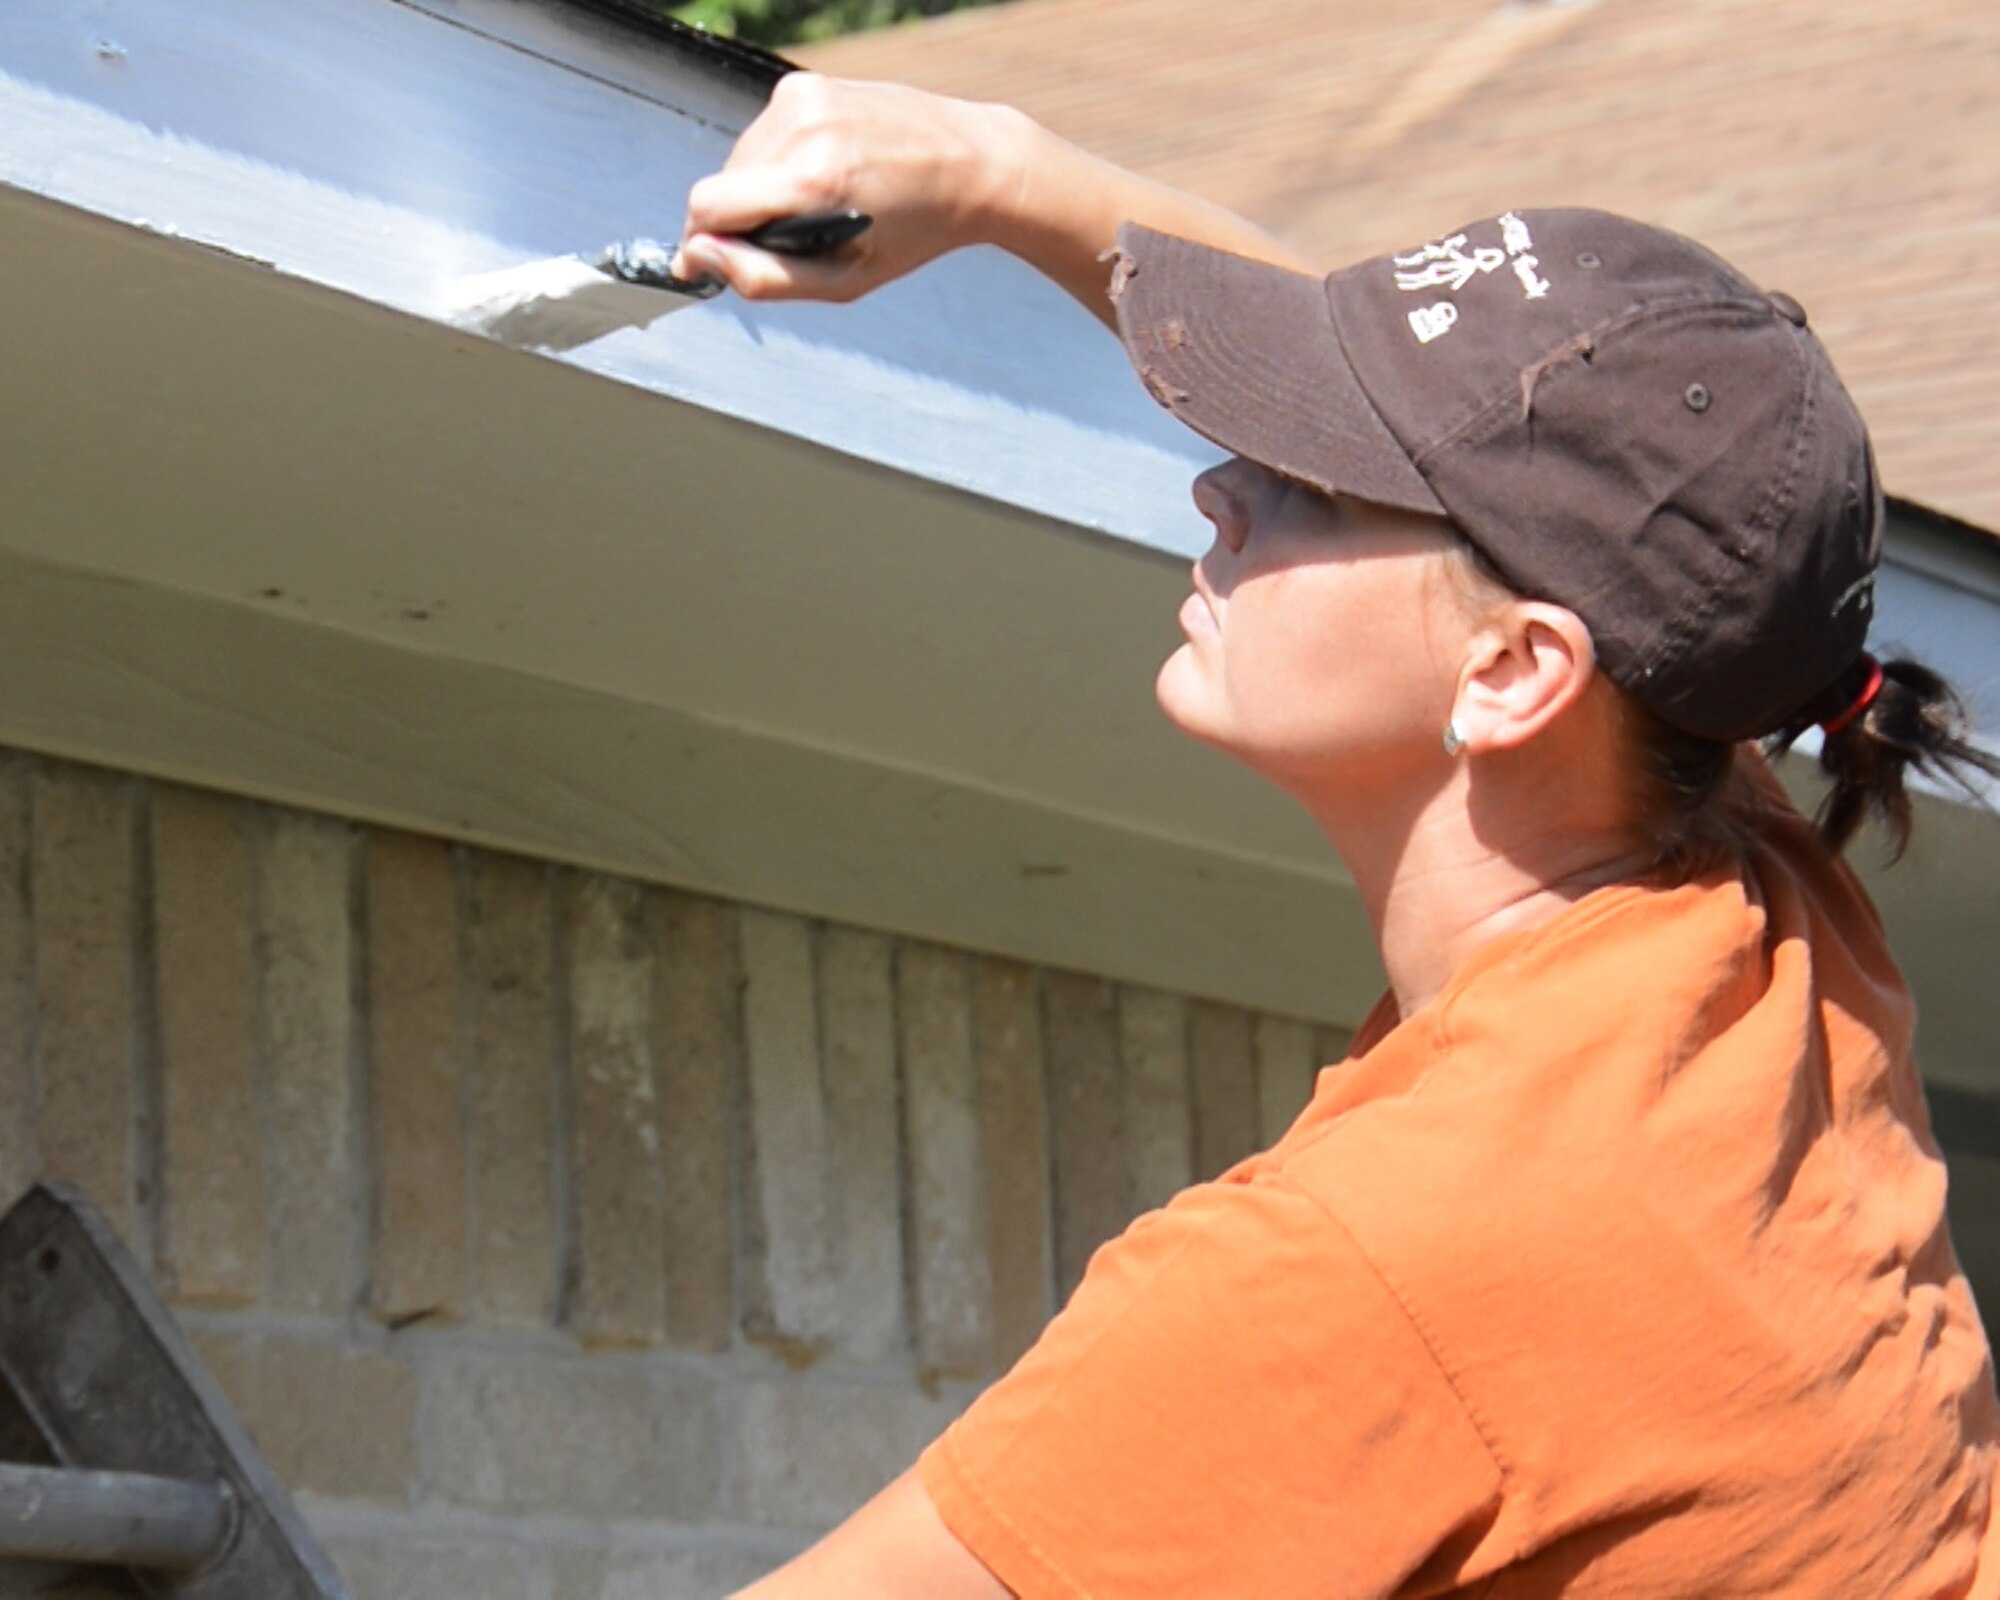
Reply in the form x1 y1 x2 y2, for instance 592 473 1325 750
1179 589 1218 637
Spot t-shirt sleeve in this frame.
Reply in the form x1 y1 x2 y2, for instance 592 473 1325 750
919 1172 1503 1599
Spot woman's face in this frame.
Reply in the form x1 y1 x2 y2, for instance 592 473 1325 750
1156 457 1478 798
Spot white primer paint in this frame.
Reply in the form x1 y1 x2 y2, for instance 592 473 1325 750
444 252 714 350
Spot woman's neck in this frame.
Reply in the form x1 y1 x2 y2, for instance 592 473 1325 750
1315 771 1660 1020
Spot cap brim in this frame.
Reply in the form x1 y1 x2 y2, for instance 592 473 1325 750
1110 222 1444 517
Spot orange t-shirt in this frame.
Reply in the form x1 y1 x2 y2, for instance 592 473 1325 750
920 769 2000 1597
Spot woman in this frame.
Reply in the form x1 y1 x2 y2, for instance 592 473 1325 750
675 77 2000 1598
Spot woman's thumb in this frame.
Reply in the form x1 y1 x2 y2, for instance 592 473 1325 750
669 233 731 286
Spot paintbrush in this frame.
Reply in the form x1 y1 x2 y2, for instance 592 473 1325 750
444 209 872 352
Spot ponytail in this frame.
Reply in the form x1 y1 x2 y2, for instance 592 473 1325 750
1765 657 2000 862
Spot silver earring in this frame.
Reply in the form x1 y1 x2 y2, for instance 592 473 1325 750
1442 721 1467 757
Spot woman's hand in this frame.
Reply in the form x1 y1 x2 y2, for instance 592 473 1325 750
674 75 1024 303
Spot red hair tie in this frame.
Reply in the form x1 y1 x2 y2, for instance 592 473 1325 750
1820 655 1883 738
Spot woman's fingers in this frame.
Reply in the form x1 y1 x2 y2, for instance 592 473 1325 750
674 123 855 292
675 232 865 302
683 164 829 245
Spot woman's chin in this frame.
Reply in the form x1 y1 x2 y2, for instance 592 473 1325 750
1154 649 1226 743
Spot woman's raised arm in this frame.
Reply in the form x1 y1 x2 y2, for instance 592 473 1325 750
675 73 1312 330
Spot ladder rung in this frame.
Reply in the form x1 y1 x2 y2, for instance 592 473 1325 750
0 1461 233 1572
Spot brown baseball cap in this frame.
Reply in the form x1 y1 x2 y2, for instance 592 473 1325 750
1110 209 1882 743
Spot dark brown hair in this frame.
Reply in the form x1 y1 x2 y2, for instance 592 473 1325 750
1619 703 1739 872
1764 659 2000 861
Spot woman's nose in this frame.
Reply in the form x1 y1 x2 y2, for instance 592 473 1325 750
1192 463 1250 553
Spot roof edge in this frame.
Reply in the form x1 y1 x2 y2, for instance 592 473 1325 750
1887 495 2000 570
543 0 797 87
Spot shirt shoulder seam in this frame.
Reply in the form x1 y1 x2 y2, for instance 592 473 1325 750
1271 1169 1518 1499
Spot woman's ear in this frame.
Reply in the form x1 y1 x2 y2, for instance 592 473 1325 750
1448 603 1597 754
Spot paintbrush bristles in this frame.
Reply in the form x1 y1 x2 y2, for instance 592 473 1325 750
442 254 707 352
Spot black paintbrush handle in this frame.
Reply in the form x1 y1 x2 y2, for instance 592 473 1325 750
740 210 873 256
601 210 872 296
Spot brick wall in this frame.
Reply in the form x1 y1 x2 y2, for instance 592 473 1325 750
0 747 1352 1599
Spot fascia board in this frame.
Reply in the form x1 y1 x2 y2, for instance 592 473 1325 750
1883 504 2000 613
0 0 1221 561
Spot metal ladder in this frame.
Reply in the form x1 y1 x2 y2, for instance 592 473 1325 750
0 1184 349 1598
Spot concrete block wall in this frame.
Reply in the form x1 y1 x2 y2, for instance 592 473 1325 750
0 747 1353 1599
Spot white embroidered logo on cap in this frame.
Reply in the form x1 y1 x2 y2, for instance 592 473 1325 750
1394 235 1506 294
1408 303 1459 344
1498 213 1551 300
1832 572 1876 619
1397 214 1556 343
